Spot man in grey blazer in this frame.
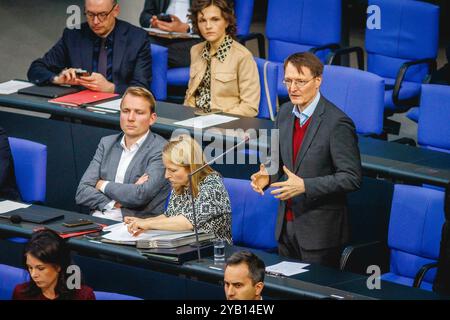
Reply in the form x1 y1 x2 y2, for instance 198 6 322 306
251 52 362 268
76 87 170 221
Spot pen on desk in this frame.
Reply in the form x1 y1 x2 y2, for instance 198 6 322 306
87 240 102 244
208 266 223 271
265 271 286 278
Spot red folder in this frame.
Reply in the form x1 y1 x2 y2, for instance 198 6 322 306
48 90 118 107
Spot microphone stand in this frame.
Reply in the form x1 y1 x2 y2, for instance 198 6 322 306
188 135 249 261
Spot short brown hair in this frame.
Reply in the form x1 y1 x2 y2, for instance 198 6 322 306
121 87 156 113
284 52 324 78
189 0 237 39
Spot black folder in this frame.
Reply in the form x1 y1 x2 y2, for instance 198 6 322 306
0 205 64 224
138 243 213 264
18 85 82 98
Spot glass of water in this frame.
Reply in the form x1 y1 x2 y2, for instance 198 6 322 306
213 239 225 263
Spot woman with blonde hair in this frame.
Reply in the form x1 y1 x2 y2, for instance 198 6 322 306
125 134 232 243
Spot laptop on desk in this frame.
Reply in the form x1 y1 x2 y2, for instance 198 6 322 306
18 85 82 99
0 205 64 224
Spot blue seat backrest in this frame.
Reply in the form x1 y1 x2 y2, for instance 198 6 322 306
366 0 439 82
224 178 278 251
321 65 384 135
150 44 168 100
388 184 445 282
255 58 278 120
234 0 254 36
266 0 341 63
0 264 29 300
418 84 450 153
8 137 47 203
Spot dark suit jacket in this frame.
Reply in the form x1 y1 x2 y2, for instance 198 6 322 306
0 127 20 201
27 19 151 95
270 96 362 251
140 0 193 28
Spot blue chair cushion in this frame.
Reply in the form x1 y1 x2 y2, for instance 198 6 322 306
407 107 419 123
383 78 422 111
381 273 433 291
0 264 28 300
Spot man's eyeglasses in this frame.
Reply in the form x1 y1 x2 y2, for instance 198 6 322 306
282 77 315 89
85 4 117 22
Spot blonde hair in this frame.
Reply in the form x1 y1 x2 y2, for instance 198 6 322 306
163 134 214 197
121 86 156 113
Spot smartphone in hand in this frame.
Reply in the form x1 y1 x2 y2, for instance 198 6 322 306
157 13 172 22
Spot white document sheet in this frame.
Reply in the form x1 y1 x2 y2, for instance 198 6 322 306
102 223 192 242
0 200 31 214
174 114 239 129
266 261 310 276
95 98 122 111
0 80 34 95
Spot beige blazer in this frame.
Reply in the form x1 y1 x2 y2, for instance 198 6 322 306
184 40 260 117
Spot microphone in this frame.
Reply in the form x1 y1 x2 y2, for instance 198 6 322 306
188 134 250 261
0 214 23 224
10 214 22 224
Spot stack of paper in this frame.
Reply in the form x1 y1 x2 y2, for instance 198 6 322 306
266 261 310 276
101 223 213 248
0 80 34 95
174 114 239 129
0 200 31 214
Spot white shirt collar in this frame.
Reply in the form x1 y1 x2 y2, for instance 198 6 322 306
120 130 149 152
292 92 321 126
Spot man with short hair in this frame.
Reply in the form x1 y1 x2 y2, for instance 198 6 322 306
251 52 362 268
28 0 152 94
76 87 170 221
224 251 265 300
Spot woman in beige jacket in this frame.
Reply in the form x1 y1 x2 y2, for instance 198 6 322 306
184 0 260 117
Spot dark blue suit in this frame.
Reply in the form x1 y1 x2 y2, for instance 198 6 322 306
27 19 152 95
0 127 19 201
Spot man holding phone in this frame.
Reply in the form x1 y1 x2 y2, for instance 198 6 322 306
140 0 201 67
28 0 152 94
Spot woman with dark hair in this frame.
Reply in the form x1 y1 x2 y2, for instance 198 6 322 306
184 0 260 117
12 229 95 300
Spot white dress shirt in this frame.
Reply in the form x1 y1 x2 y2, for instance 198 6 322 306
166 0 190 23
92 131 149 221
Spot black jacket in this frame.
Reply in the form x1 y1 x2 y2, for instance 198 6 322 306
0 127 20 201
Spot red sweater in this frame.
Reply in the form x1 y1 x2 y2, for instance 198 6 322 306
12 282 95 300
285 117 312 221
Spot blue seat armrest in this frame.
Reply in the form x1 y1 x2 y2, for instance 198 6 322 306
340 240 389 274
413 262 438 288
392 58 437 107
326 46 364 70
237 32 266 59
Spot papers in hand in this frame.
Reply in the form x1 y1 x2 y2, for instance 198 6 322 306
266 261 310 277
0 80 34 95
174 114 239 129
0 200 31 214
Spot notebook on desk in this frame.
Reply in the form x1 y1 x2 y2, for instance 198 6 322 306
48 90 119 107
18 85 82 98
